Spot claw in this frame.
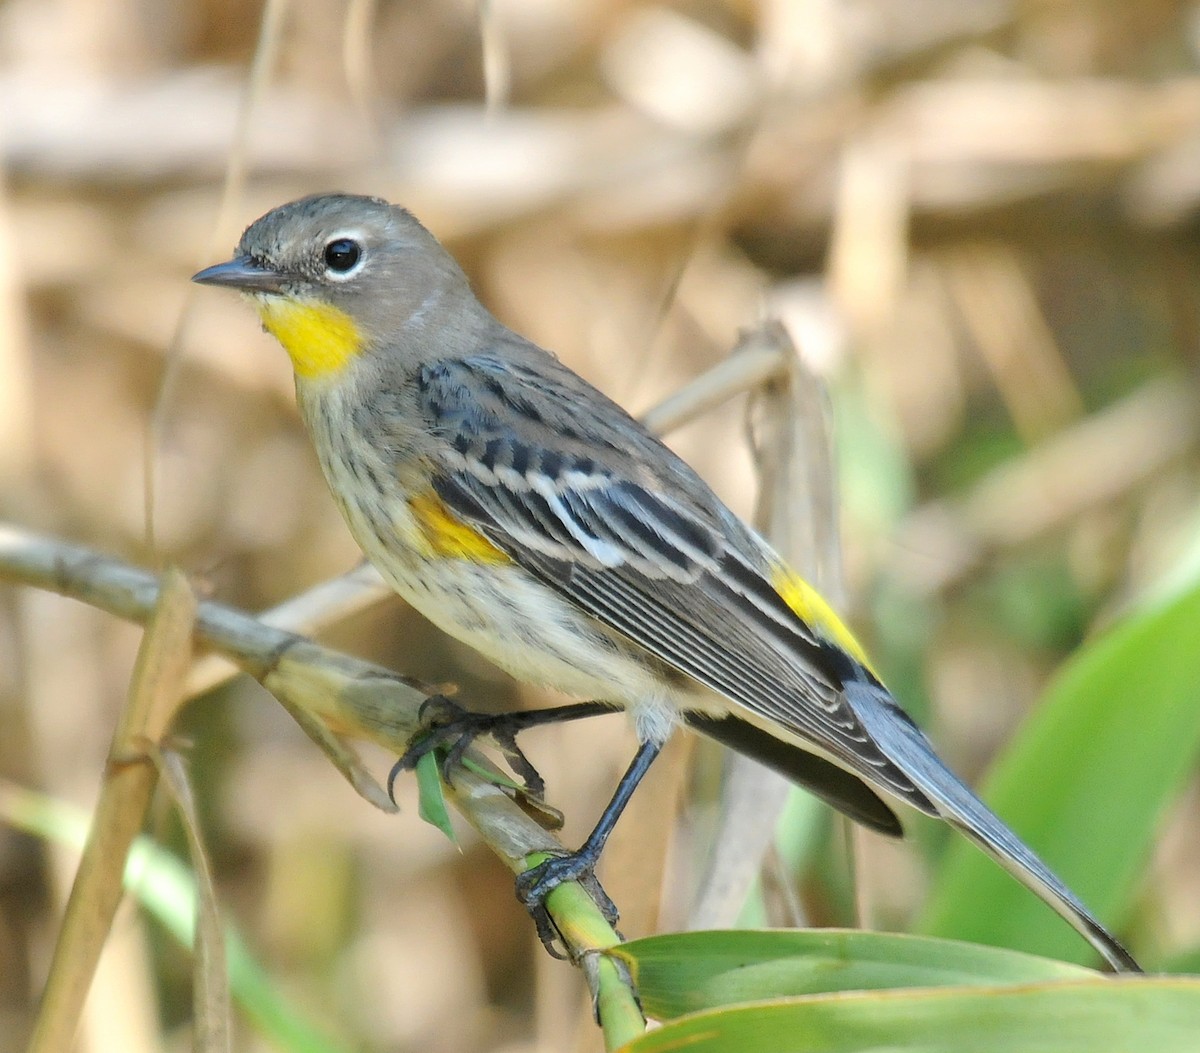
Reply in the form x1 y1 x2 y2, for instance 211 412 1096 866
388 695 548 805
515 850 621 956
510 739 658 955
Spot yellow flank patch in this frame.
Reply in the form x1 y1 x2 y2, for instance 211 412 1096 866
254 296 363 380
409 492 511 564
772 564 876 675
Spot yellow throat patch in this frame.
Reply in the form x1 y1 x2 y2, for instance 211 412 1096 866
772 564 876 675
254 296 363 380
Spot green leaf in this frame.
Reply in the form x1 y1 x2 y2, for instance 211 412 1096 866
835 380 915 536
920 576 1200 964
460 755 524 792
415 749 457 843
618 977 1200 1053
611 929 1092 1020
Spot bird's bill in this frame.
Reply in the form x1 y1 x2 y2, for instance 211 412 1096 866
191 255 290 293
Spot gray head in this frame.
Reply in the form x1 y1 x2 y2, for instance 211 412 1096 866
193 193 483 379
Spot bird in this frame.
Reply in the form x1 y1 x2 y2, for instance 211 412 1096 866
193 192 1139 971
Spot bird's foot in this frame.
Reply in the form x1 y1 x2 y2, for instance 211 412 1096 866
389 695 545 803
516 847 620 958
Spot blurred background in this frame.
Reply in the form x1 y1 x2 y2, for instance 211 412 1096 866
2 0 1199 1049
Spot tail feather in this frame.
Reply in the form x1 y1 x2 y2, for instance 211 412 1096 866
686 712 904 838
842 681 1140 973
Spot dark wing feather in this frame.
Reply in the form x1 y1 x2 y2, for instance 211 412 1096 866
412 353 1142 974
419 354 934 815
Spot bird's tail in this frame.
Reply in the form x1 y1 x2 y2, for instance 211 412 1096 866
842 680 1140 973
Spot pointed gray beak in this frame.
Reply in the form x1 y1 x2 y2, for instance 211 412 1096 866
192 255 291 293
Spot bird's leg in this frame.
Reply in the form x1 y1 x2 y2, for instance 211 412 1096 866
516 739 663 954
390 696 615 801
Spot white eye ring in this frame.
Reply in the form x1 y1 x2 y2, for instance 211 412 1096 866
322 233 366 279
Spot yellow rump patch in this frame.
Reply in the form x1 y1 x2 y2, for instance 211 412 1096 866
409 492 511 564
255 297 363 380
772 565 876 675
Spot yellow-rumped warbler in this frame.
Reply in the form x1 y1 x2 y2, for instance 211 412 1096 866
194 193 1138 971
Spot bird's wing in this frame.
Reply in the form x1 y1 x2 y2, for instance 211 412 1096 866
415 352 1140 974
417 353 931 814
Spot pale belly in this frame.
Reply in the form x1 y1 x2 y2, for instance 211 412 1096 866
301 388 714 743
339 474 706 744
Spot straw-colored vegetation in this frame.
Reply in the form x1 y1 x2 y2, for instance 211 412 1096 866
2 1 1199 1050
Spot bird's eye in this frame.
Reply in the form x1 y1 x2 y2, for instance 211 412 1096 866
323 237 362 274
